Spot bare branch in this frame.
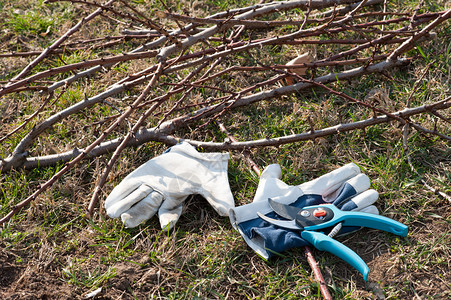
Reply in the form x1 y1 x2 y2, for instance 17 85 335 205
11 98 450 171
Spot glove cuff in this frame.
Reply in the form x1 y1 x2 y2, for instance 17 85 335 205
169 141 230 163
235 224 272 260
229 187 304 227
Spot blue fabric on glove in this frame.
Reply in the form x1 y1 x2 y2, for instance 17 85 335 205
240 195 324 254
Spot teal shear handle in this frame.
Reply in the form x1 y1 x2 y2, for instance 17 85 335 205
303 204 409 237
300 204 408 281
301 231 370 281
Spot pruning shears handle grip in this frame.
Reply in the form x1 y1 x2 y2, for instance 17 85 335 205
304 205 409 238
301 230 370 281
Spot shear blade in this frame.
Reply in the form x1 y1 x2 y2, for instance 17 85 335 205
256 212 300 230
268 198 301 220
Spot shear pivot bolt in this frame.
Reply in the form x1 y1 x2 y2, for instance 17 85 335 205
300 210 310 217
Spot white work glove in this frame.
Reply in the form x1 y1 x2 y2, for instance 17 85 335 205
105 142 235 230
229 163 379 259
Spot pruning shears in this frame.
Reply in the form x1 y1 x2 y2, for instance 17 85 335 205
257 198 408 281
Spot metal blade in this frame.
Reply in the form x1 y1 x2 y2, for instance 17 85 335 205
268 198 302 220
257 212 300 230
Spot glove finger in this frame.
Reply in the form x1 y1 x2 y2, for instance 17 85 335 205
253 164 290 203
104 180 141 210
260 164 283 180
157 194 189 230
339 189 378 211
120 191 164 228
300 163 361 196
158 205 184 231
106 183 154 218
357 205 379 214
326 174 371 207
201 189 235 216
198 165 235 216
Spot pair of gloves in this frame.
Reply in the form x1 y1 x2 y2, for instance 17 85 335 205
105 142 378 259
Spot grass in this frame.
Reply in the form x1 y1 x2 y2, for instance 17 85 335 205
1 0 450 299
7 11 54 36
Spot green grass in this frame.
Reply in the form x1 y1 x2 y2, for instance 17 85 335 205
7 11 55 36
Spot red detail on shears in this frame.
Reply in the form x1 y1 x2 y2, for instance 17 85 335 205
314 209 327 218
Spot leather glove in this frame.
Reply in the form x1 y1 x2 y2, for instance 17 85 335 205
229 163 378 259
105 142 235 230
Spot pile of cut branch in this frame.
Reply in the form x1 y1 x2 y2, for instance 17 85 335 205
0 0 450 223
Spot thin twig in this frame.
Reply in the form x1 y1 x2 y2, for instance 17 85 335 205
5 0 115 85
0 50 158 96
0 89 65 143
389 9 451 60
